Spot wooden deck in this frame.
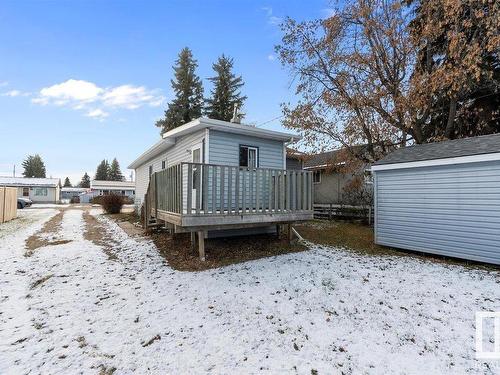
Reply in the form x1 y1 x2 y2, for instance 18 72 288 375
143 163 314 257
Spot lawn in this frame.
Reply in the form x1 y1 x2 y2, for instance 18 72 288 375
1 207 499 374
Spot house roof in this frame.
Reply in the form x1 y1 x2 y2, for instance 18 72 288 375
128 117 300 169
286 147 305 160
303 150 343 169
374 133 500 166
91 180 135 190
0 176 60 187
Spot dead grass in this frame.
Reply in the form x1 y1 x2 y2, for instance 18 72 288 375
82 212 119 261
295 220 499 269
25 210 67 256
30 274 53 289
150 230 307 272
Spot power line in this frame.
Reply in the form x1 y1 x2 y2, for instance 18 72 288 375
256 115 284 128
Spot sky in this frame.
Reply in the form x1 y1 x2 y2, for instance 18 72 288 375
0 0 334 184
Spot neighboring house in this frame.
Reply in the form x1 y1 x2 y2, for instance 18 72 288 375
303 150 352 205
372 133 500 265
61 187 88 201
128 117 313 257
0 177 61 203
286 148 304 170
79 180 135 203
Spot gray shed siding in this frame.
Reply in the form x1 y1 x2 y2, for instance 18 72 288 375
374 160 500 265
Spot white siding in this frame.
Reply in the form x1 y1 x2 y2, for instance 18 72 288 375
374 160 500 265
134 130 206 207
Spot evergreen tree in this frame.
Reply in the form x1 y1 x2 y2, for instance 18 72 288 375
156 47 204 134
22 154 46 178
63 177 72 187
94 160 110 180
79 172 91 188
204 54 247 121
108 158 124 181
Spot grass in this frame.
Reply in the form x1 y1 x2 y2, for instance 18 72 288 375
295 220 499 270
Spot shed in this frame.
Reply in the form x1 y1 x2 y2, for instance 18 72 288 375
372 133 500 265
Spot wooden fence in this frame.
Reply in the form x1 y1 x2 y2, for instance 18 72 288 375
0 187 17 224
314 203 373 224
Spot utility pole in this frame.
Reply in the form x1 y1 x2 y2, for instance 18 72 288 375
13 165 15 177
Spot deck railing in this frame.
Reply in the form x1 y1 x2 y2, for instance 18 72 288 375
144 162 313 220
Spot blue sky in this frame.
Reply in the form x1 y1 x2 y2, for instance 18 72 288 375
0 0 332 184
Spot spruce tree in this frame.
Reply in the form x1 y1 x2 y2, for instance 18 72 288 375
108 158 124 181
204 55 247 121
22 154 46 178
94 160 110 180
79 172 91 188
63 177 72 187
156 47 204 134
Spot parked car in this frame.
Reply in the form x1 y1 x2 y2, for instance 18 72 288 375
17 197 33 209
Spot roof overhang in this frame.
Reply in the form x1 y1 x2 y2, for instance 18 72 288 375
128 117 300 169
371 152 500 171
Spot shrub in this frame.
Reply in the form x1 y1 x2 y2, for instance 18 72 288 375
100 195 124 214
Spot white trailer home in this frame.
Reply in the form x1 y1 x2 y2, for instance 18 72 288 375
0 177 61 204
128 117 314 258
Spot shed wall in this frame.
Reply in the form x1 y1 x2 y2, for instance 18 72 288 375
374 160 500 265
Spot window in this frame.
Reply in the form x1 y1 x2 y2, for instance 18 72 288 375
239 145 258 168
364 169 373 185
22 187 29 197
313 170 322 184
34 188 48 196
161 160 166 169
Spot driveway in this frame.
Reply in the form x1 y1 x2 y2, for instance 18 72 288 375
0 206 499 374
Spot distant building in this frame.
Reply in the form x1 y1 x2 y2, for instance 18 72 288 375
60 187 88 201
79 180 135 203
0 177 61 203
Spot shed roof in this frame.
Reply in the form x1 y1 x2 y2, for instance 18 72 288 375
0 176 60 187
128 117 300 169
374 133 500 166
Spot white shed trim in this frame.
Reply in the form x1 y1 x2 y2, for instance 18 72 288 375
371 152 500 171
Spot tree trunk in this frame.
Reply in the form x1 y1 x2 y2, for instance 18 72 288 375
445 98 457 139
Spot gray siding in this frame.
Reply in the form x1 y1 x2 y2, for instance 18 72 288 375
134 130 206 207
313 171 350 204
374 160 500 265
209 130 284 168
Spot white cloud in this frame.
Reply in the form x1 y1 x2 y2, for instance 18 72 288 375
102 85 165 109
2 89 31 97
85 108 109 120
262 6 282 26
267 54 276 61
30 79 165 120
39 79 102 104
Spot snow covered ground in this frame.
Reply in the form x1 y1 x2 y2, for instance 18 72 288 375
0 207 499 374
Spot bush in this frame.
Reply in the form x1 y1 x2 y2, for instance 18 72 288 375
99 195 124 214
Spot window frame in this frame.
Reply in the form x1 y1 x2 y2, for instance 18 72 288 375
22 187 29 197
239 145 259 168
161 160 166 169
313 170 322 184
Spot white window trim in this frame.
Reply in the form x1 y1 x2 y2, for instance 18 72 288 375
313 170 322 184
371 152 500 171
240 145 259 168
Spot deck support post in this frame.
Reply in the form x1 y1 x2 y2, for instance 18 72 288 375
197 231 205 261
276 224 280 238
191 232 196 251
287 223 293 244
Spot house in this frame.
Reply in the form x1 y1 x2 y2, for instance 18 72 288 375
303 150 352 204
372 133 500 265
285 148 305 170
61 187 88 201
128 117 314 259
0 177 61 203
79 180 135 203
